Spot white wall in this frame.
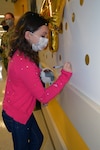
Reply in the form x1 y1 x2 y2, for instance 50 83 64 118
57 0 100 105
40 0 100 105
39 0 100 149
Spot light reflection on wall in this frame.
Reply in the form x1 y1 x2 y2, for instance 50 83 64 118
0 65 2 80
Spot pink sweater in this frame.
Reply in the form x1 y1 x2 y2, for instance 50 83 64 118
3 51 72 124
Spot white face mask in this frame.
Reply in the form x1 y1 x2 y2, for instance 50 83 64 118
5 19 14 27
32 36 48 52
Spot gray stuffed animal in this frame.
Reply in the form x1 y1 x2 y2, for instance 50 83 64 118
40 68 54 84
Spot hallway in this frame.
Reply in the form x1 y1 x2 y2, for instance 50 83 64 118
0 59 55 150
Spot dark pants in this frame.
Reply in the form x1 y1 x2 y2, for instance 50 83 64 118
2 110 43 150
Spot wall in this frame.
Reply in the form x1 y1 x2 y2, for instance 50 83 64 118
14 0 29 23
14 0 42 23
0 0 14 14
40 0 100 105
39 0 100 149
36 0 43 13
62 0 100 105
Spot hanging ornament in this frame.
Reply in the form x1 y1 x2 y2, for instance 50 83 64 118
40 0 66 52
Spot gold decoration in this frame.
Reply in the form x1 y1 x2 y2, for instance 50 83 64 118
59 54 62 61
40 0 66 52
85 54 90 65
65 22 68 30
49 30 58 52
80 0 84 6
72 12 75 22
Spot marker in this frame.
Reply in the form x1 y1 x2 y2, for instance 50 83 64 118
53 65 63 69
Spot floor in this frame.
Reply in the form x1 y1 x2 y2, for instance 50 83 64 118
0 57 55 150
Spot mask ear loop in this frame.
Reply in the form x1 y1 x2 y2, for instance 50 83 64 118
30 32 40 46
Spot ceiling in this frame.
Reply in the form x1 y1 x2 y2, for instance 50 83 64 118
0 0 14 37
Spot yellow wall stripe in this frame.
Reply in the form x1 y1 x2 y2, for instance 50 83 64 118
48 99 89 150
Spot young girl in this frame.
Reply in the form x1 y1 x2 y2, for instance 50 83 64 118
2 12 72 150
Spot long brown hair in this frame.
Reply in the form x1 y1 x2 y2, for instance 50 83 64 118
9 11 48 66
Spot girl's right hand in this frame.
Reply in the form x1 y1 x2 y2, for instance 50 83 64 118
63 62 72 73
